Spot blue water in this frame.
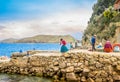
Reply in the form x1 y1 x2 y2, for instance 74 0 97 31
0 43 70 57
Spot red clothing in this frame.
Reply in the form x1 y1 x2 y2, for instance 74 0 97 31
60 40 67 45
104 41 113 52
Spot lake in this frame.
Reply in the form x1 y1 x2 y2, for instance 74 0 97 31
0 43 70 57
0 73 52 82
0 43 71 82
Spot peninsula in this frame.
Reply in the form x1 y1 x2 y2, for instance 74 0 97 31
0 35 76 43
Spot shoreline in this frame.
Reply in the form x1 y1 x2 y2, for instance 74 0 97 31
0 50 120 81
1 48 120 62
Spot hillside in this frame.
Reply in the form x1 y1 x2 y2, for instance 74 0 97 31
1 38 18 43
1 35 76 43
82 0 120 46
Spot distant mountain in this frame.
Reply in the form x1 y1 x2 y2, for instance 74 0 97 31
0 38 18 43
1 35 76 43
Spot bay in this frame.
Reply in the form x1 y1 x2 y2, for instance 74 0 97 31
0 43 71 82
0 43 70 57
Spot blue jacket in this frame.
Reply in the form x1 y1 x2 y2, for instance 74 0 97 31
91 36 96 44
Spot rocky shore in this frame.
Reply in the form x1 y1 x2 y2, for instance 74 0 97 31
0 51 120 82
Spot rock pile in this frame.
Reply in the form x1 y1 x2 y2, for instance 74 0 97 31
0 52 120 82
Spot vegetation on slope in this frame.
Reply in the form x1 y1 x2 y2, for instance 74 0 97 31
0 38 18 43
82 0 120 45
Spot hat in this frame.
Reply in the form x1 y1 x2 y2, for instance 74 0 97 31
94 35 96 37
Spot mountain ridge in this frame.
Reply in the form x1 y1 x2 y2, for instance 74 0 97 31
0 35 76 43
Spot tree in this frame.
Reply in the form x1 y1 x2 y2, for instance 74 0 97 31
103 6 119 19
90 0 116 22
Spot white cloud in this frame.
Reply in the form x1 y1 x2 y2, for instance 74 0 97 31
0 9 92 40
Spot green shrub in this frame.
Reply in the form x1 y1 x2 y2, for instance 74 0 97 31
111 13 120 22
103 7 119 20
109 24 117 37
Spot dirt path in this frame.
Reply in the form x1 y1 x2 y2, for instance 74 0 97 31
1 49 120 62
33 49 120 57
69 49 120 56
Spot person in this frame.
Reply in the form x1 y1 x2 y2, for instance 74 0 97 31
27 51 30 56
19 49 23 53
75 42 77 48
33 48 36 50
104 40 113 52
113 43 120 52
60 38 68 53
91 35 96 51
113 46 120 52
97 42 102 48
70 42 73 49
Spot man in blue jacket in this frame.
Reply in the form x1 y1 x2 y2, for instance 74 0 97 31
91 35 96 51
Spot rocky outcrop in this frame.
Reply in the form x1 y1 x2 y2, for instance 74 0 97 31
1 52 120 82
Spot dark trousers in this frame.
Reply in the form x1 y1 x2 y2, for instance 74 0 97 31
92 43 96 51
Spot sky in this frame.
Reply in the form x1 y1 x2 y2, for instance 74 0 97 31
0 0 97 40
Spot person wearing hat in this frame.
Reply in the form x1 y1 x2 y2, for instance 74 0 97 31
91 35 96 51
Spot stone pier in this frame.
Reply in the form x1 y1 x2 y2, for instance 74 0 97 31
0 51 120 82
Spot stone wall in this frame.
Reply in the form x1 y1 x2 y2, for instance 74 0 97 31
1 52 120 82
